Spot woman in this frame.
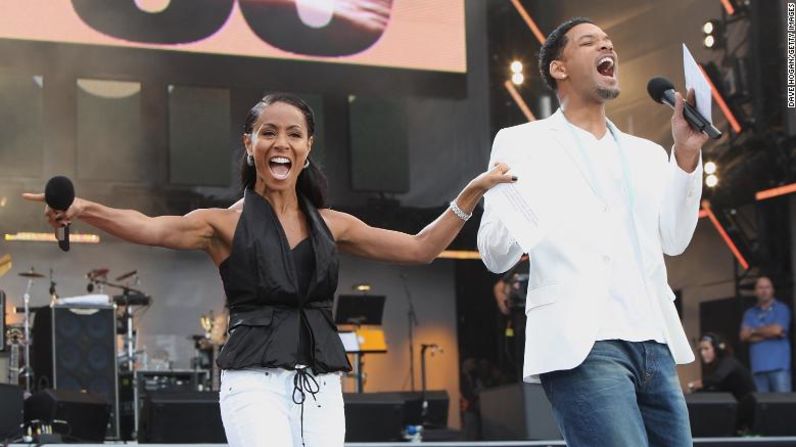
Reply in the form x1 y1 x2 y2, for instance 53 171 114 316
688 332 756 434
24 93 515 447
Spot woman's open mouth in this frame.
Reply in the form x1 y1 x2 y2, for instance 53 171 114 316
268 156 292 180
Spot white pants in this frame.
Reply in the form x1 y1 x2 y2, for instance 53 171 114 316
219 368 345 447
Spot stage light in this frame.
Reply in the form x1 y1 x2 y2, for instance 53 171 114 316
701 19 724 50
510 61 523 74
756 182 796 201
704 161 717 175
701 63 743 134
701 200 749 270
503 80 536 122
511 72 525 85
705 174 719 188
704 35 716 49
4 232 100 243
352 283 371 293
720 0 737 15
509 0 545 45
438 250 481 260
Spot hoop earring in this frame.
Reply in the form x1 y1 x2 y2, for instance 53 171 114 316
303 159 310 169
246 154 254 166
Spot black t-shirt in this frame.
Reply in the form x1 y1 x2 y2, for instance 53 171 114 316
702 356 756 400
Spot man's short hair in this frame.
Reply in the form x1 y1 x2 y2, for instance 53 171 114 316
538 17 594 91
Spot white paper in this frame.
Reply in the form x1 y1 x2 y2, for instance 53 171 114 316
338 331 360 353
484 162 574 253
682 43 712 122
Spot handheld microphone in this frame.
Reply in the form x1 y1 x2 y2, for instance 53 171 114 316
647 77 722 140
44 176 75 252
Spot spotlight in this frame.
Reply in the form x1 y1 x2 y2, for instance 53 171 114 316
352 283 371 293
704 161 717 175
706 174 719 188
511 72 525 85
701 19 724 50
510 60 523 74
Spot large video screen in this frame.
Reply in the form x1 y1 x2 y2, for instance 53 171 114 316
0 0 466 73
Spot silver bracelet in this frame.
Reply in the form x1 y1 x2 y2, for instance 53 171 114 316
449 200 472 222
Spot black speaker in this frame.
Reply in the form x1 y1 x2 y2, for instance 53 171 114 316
343 392 406 442
686 392 737 437
25 388 111 442
753 392 796 436
0 383 23 441
32 304 119 439
479 382 561 440
140 391 226 443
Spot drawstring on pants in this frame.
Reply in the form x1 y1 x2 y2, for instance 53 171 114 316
292 366 320 446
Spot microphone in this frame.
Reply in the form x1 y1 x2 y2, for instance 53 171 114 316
44 176 75 252
647 77 722 140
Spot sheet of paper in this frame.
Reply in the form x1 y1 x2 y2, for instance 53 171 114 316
484 162 574 253
682 43 712 123
338 331 360 353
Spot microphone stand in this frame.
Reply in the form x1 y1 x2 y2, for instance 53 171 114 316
401 273 419 391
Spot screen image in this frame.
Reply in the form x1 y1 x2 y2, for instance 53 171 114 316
0 0 466 73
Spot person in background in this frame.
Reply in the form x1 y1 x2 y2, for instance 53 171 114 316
492 257 529 380
740 276 792 392
688 332 756 434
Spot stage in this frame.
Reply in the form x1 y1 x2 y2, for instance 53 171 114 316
7 439 796 447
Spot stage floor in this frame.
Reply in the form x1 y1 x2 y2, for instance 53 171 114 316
9 439 796 447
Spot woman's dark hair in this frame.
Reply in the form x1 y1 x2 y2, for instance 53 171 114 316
701 332 733 367
240 93 329 208
538 17 593 92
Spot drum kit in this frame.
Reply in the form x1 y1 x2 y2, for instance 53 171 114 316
0 256 153 393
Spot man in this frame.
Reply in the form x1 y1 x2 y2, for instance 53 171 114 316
477 18 706 446
493 258 529 380
740 276 792 392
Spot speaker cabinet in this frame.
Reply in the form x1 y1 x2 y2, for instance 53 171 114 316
754 393 796 436
140 390 226 443
479 382 561 441
32 304 119 439
25 388 111 442
0 383 23 440
343 392 406 442
686 392 737 437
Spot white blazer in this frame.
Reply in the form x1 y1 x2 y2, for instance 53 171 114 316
477 109 702 381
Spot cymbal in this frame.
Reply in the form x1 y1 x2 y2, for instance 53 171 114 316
0 254 11 278
19 270 45 278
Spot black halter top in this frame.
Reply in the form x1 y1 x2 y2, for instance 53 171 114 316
216 190 351 373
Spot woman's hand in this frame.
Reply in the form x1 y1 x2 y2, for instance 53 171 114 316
22 193 85 229
686 380 703 392
470 162 516 193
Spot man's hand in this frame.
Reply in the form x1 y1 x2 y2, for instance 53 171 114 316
671 88 708 173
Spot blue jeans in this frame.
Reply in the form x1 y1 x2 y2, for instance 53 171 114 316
753 369 793 392
540 340 691 447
